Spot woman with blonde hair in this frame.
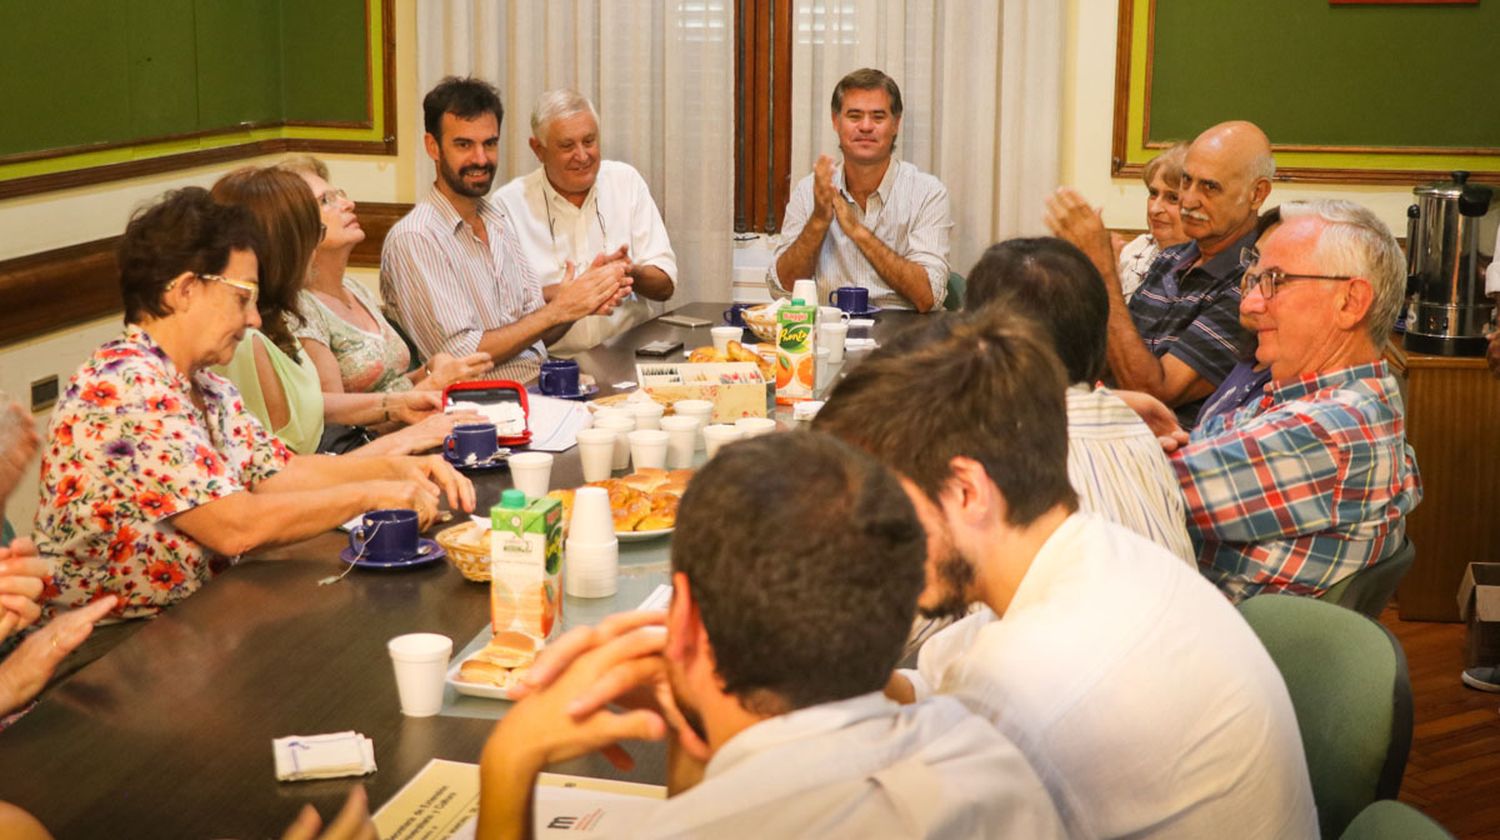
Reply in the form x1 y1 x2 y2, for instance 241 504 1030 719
1115 142 1190 301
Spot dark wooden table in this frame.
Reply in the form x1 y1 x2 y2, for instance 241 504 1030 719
0 302 924 838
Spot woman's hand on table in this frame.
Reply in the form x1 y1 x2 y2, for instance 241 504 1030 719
377 410 484 456
280 786 376 840
0 539 50 639
390 455 476 515
389 390 443 427
0 595 117 716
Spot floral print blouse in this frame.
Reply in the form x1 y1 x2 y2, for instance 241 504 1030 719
294 277 414 394
33 325 290 622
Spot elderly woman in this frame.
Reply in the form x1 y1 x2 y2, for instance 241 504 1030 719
31 188 473 628
277 155 489 396
209 167 474 456
1115 142 1190 301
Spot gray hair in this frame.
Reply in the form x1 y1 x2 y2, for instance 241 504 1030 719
1249 147 1277 182
1278 200 1405 346
530 89 598 143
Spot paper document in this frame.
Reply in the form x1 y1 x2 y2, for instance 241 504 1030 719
526 395 594 452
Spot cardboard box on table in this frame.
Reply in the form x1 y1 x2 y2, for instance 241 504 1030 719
636 361 768 422
1457 562 1500 667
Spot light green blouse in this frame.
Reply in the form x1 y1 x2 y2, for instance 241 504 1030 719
215 329 325 456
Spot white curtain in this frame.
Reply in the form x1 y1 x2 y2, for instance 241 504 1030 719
789 0 1063 276
415 1 735 304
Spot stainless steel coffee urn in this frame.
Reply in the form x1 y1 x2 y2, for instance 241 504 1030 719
1404 171 1498 356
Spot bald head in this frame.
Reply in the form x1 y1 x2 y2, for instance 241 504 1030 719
1179 121 1275 257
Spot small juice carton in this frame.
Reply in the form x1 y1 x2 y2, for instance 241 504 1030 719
775 298 818 404
490 491 563 642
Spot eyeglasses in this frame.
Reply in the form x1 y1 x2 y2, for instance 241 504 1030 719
196 273 260 307
1239 263 1354 300
318 188 348 209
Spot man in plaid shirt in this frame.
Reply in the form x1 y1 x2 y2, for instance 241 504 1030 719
1170 199 1422 602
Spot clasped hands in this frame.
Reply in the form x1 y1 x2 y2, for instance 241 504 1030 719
553 246 637 322
811 155 864 236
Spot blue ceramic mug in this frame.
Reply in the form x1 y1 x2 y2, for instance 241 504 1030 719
539 359 581 396
829 286 869 313
723 303 753 327
445 422 499 464
348 509 419 563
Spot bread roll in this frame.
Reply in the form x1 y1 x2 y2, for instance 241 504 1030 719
623 468 668 492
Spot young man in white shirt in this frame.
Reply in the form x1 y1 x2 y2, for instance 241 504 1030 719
814 309 1318 839
495 89 677 356
476 433 1063 840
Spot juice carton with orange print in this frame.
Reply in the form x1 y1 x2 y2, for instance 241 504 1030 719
774 298 818 405
489 489 563 642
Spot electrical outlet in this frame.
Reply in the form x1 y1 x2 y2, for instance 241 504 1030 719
30 375 58 412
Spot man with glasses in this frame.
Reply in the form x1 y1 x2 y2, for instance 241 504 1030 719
1047 120 1273 429
495 89 677 357
1168 199 1422 602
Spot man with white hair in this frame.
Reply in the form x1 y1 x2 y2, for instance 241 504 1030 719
1048 120 1274 428
1171 199 1423 601
495 89 676 356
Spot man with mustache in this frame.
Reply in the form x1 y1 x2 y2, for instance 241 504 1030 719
382 77 629 382
475 433 1063 839
769 68 952 312
495 89 677 357
812 309 1316 839
1047 120 1273 428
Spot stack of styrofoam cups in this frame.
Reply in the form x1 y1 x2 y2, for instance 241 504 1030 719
565 486 618 598
660 416 699 468
629 429 670 469
594 414 636 471
673 400 714 450
702 423 743 458
575 428 616 482
628 401 665 431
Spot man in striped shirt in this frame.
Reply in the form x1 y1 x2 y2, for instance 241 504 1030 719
1047 120 1272 429
1171 200 1423 602
381 77 629 383
769 68 951 313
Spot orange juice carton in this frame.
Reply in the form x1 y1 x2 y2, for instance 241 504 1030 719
775 298 818 404
490 489 563 641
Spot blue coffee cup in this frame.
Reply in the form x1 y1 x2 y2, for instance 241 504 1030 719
445 422 499 464
723 303 753 327
829 286 869 313
348 508 420 563
539 359 581 396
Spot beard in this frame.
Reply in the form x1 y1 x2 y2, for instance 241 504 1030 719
917 543 976 622
438 157 495 198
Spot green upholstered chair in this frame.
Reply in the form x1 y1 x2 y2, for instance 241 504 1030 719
1319 538 1416 620
1238 594 1413 840
944 272 966 311
1339 801 1455 840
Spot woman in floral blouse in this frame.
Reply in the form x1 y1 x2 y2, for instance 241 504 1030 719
33 188 474 624
278 155 489 396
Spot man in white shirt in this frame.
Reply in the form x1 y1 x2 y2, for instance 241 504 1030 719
476 433 1063 840
495 89 677 356
769 68 951 312
814 309 1317 839
381 77 628 382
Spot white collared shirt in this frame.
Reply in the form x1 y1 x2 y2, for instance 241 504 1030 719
495 161 677 356
379 189 547 382
634 692 1064 839
904 514 1317 840
769 158 952 311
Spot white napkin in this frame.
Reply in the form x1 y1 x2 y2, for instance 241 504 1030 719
843 338 879 350
525 395 595 453
273 731 377 782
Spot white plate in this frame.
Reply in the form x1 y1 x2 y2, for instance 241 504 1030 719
616 526 674 542
445 655 519 701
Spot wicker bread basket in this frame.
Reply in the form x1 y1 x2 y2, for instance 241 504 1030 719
436 521 491 582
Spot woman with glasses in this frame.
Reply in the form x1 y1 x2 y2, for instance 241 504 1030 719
30 188 473 637
277 156 489 397
209 167 477 456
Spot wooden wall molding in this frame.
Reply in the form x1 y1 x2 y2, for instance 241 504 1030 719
0 200 414 348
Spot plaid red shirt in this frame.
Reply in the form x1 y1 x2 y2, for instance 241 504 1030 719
1171 361 1422 602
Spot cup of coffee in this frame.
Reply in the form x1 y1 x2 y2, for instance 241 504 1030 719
539 359 582 396
829 286 869 314
445 422 499 464
349 509 420 564
722 303 753 327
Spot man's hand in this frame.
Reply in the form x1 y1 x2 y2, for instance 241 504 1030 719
0 539 49 639
0 595 118 716
830 187 863 238
812 154 838 223
279 787 376 840
551 260 629 322
1044 188 1117 284
1112 389 1190 452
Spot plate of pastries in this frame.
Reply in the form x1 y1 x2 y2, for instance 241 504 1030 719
446 630 540 700
547 467 691 541
686 339 777 382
